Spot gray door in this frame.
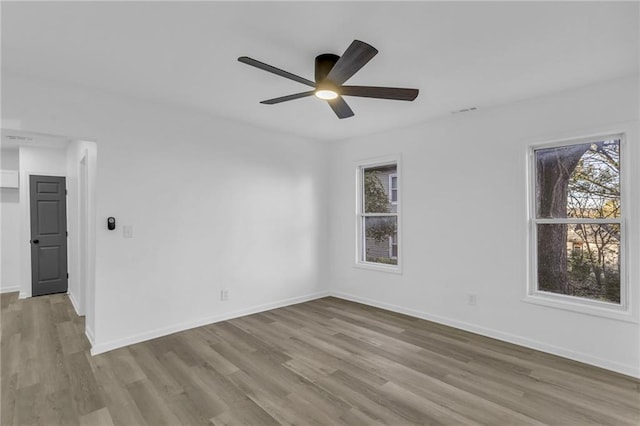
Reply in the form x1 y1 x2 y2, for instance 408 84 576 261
30 175 68 296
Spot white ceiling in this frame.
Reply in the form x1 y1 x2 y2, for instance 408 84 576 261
2 1 638 141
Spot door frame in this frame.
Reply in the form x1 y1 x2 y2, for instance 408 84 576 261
77 150 89 315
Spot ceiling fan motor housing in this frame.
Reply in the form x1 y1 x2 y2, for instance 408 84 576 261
315 53 340 83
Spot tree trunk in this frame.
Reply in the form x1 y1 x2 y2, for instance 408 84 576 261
537 224 570 293
536 144 590 293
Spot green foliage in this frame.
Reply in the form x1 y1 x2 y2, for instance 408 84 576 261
568 251 591 283
567 249 620 304
604 270 621 304
364 171 396 242
365 255 398 265
364 171 391 213
373 257 398 265
366 217 396 242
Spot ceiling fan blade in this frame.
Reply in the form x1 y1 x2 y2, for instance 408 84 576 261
326 40 378 86
238 56 316 88
260 91 316 105
327 96 355 119
341 86 419 101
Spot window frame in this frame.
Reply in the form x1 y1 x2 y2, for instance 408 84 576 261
355 155 402 274
525 133 632 321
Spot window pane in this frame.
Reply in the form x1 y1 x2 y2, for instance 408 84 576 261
364 164 397 213
390 175 398 203
364 216 397 265
390 233 398 258
537 223 620 303
535 140 620 219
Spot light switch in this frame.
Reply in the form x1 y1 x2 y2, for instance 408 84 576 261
123 225 133 238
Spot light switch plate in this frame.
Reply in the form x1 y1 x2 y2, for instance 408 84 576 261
123 225 133 238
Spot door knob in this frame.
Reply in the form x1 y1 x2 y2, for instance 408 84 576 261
32 239 39 244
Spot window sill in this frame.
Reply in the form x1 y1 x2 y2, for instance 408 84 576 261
354 261 402 274
522 293 637 323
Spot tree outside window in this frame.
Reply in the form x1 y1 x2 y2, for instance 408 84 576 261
534 138 622 304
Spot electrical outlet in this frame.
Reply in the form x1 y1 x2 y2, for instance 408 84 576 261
220 289 229 301
468 293 478 306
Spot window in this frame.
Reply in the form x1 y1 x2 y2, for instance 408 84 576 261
357 159 400 271
389 173 398 204
389 233 398 259
529 136 625 311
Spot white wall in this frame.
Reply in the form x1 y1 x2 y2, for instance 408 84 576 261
1 149 21 291
18 145 69 299
2 73 329 354
328 75 640 377
66 140 98 322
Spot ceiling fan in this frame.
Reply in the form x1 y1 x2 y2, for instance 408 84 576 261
238 40 419 119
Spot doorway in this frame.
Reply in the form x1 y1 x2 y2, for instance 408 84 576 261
29 174 68 296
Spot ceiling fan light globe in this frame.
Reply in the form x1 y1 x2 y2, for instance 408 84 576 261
315 89 338 100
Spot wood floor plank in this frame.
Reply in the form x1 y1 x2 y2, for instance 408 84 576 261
126 379 182 426
65 351 105 416
13 383 44 426
2 292 639 425
56 320 86 355
104 347 147 385
1 372 18 425
88 354 149 426
178 331 240 375
311 373 413 425
159 390 212 426
39 388 80 426
79 407 116 426
160 350 230 419
190 363 249 407
380 381 483 426
210 397 280 426
127 344 185 397
38 324 71 395
391 368 541 425
1 333 21 381
339 407 385 426
221 370 296 424
329 369 430 424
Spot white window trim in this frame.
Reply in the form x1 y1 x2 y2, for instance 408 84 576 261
355 155 402 274
524 132 635 322
389 172 398 205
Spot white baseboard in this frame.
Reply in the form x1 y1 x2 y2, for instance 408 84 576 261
85 325 95 346
330 291 640 379
19 291 28 299
0 285 20 294
90 291 330 356
67 292 84 317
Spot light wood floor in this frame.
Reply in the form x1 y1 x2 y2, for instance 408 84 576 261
2 292 639 425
